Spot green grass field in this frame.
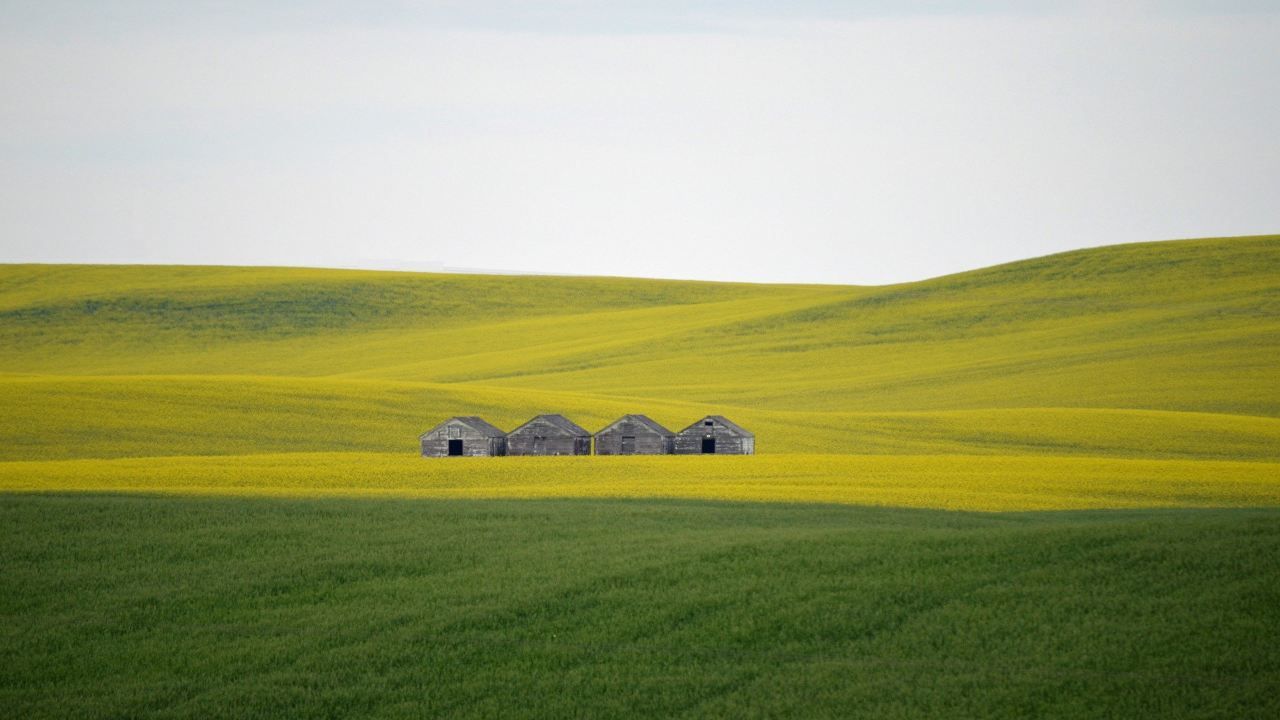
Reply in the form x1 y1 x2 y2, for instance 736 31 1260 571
4 497 1279 719
2 235 1278 716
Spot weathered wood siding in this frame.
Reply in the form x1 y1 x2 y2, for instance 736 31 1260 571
420 420 506 457
674 418 755 455
595 420 673 455
507 418 591 456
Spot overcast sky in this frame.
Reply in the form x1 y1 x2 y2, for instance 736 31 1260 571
1 1 1277 284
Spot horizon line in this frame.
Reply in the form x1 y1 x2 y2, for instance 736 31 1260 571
1 233 1274 288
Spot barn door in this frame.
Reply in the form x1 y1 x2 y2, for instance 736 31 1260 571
621 436 636 454
702 437 716 454
534 435 547 454
448 439 464 456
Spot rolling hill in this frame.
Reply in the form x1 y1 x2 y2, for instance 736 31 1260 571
0 234 1277 471
3 235 1279 718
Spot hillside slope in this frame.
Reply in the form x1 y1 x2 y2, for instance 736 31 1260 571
0 235 1277 461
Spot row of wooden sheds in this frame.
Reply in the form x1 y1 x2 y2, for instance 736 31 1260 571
420 414 754 457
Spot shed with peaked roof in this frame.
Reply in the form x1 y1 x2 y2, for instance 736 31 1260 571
674 415 755 455
420 416 507 457
506 414 592 456
594 414 675 455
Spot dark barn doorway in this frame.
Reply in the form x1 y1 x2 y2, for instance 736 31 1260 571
448 439 464 456
702 437 716 454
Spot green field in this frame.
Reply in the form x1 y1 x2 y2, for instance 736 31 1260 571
3 496 1278 719
2 235 1278 716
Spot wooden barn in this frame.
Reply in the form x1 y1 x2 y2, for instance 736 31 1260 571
594 414 675 455
674 415 755 455
419 416 507 457
506 414 592 456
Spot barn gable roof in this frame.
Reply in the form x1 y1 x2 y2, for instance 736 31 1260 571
679 415 754 437
461 416 508 437
509 414 590 437
595 414 675 437
420 416 507 439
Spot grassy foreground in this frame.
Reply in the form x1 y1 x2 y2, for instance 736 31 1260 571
3 495 1278 719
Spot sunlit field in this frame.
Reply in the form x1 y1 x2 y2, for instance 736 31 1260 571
3 453 1278 512
2 235 1279 716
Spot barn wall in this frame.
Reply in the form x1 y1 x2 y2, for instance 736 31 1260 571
673 421 754 455
490 437 508 456
595 432 671 455
507 418 591 456
508 433 589 456
421 423 506 457
595 422 672 455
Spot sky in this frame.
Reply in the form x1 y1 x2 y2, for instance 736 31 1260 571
1 1 1277 284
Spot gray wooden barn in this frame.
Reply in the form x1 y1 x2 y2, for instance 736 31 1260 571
506 414 592 456
594 414 675 455
674 415 755 455
420 416 507 457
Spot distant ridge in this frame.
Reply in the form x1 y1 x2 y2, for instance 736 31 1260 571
6 233 1276 287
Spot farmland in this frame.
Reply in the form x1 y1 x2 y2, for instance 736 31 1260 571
2 235 1279 716
4 496 1279 719
2 453 1278 511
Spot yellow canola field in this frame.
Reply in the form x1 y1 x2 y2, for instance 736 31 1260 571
3 452 1276 512
5 374 1280 461
2 236 1278 511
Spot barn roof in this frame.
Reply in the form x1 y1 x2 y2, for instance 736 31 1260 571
680 415 754 437
420 416 507 438
595 414 675 437
510 414 590 437
457 416 508 437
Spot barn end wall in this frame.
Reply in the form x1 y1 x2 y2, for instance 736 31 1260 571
673 435 751 454
595 422 673 455
506 418 591 456
421 425 506 457
508 434 590 456
673 422 755 455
